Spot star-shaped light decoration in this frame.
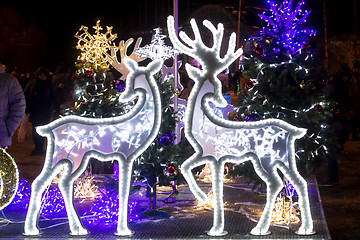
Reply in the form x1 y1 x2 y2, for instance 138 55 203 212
135 28 179 60
75 20 118 68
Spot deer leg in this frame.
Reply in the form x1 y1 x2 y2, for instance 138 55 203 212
250 171 282 235
58 160 88 235
284 171 315 235
208 160 227 236
24 163 65 235
181 154 208 204
115 160 133 236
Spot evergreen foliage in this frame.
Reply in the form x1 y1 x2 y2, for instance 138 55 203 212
230 0 340 186
133 72 194 192
66 62 135 118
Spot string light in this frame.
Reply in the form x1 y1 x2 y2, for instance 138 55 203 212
135 28 179 60
24 58 163 236
271 196 300 225
75 20 117 68
167 15 315 236
258 0 316 58
74 176 99 199
0 148 19 211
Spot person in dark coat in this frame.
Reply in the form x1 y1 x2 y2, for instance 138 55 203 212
24 67 59 155
0 63 26 148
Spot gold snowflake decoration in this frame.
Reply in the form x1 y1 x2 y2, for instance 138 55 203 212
75 20 117 68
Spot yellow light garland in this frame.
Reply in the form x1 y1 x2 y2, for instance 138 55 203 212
0 148 19 211
75 20 117 68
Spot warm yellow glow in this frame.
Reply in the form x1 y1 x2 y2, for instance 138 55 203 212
271 196 300 225
195 190 214 209
74 176 99 199
75 20 117 68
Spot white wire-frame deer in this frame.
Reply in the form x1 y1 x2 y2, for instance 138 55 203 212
167 16 315 236
24 58 163 236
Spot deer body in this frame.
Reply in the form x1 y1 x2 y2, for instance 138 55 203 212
167 16 315 236
24 59 163 236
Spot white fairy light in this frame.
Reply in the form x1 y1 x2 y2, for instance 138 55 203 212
167 15 315 236
24 58 163 236
135 28 180 60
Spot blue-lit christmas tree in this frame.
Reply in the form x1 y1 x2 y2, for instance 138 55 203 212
257 0 316 61
230 0 341 186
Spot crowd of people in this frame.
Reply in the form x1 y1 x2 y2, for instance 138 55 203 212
0 63 74 155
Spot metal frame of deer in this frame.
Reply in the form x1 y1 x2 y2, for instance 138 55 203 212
167 16 315 236
24 58 163 236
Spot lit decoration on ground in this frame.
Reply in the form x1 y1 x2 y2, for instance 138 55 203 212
40 184 65 215
10 178 31 205
195 190 214 210
0 148 19 211
75 20 117 68
88 187 140 225
271 196 300 225
74 176 99 199
167 15 315 236
108 38 146 80
24 58 163 236
135 28 180 60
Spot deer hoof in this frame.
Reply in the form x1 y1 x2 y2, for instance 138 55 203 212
70 226 88 235
207 230 228 236
250 227 271 236
296 227 316 235
23 228 42 236
115 228 133 236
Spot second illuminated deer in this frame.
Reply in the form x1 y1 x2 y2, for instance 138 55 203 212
168 16 314 236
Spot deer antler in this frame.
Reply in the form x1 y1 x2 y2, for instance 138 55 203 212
167 16 242 77
167 16 243 106
108 37 146 80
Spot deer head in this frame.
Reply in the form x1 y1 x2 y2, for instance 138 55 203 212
119 58 163 102
108 38 146 80
167 16 243 106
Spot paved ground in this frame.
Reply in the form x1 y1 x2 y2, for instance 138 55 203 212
4 124 360 239
317 140 360 240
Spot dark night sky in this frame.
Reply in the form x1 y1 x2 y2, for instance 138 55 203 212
0 0 358 72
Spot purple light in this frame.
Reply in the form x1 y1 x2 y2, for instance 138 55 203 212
157 131 174 146
11 178 31 206
40 184 66 215
114 80 126 92
258 0 316 59
87 187 140 225
286 181 299 198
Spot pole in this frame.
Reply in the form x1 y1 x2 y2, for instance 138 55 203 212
354 0 358 62
235 0 242 70
173 0 180 144
323 0 329 71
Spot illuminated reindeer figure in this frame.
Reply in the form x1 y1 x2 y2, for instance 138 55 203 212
24 58 163 236
167 16 315 236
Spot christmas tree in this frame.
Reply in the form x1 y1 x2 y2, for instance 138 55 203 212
67 20 133 118
68 62 134 118
133 73 183 211
230 0 340 186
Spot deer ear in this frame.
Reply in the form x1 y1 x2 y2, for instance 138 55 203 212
124 57 138 73
148 59 163 74
185 63 202 81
